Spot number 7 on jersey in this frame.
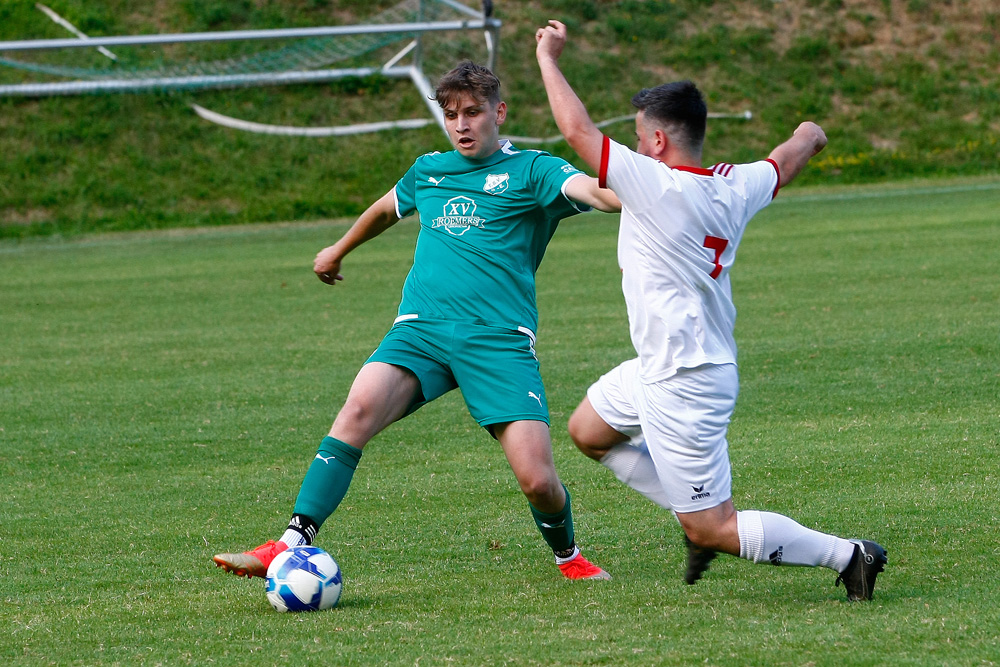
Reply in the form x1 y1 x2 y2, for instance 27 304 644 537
703 235 730 279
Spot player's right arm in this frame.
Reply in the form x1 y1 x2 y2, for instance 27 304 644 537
767 122 828 189
314 189 400 285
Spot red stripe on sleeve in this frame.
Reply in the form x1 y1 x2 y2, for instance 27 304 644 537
765 158 780 198
599 135 610 189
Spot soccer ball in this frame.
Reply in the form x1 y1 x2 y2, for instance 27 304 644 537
265 545 343 612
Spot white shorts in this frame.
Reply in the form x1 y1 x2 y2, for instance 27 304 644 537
586 360 738 513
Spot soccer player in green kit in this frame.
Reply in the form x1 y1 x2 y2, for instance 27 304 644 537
213 61 620 583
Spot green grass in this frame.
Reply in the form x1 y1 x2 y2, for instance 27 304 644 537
2 177 999 665
2 0 999 237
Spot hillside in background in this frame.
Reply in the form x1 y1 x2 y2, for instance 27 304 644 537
1 0 997 238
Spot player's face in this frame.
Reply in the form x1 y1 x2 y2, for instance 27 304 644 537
442 93 506 159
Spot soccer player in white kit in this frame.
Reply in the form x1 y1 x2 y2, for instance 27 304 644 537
536 21 887 600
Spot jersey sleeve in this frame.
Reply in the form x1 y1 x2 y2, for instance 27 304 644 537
528 152 593 218
393 160 419 219
600 137 661 211
738 159 780 217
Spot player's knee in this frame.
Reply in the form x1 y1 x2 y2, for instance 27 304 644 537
567 411 585 444
330 397 382 443
334 398 365 426
567 414 605 461
518 475 562 508
679 505 739 553
573 439 605 462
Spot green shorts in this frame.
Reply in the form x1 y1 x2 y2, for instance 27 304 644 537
366 318 549 429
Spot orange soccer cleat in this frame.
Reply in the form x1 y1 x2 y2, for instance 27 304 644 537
213 540 289 579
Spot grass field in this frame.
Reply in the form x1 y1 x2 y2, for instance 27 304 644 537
2 177 999 665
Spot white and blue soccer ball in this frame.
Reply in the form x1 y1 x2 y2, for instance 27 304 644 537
265 545 343 612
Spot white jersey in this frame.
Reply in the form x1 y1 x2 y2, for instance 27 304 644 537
600 136 780 383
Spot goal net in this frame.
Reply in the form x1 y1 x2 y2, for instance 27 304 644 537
0 0 500 137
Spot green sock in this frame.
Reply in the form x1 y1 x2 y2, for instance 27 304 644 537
292 436 363 527
529 484 576 554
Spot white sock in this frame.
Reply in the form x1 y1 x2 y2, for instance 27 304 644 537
555 545 581 565
599 437 672 511
737 510 856 571
280 528 308 548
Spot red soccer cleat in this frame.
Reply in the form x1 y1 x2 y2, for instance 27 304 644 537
558 552 611 580
213 540 288 579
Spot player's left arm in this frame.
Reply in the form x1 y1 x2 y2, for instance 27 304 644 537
564 174 621 212
535 20 605 173
767 121 828 188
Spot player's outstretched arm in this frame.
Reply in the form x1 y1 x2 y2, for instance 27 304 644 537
314 189 399 285
535 20 604 172
767 122 828 189
564 175 621 213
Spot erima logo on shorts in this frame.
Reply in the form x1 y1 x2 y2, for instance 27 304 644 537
432 196 486 236
769 546 783 566
691 484 712 501
483 172 509 194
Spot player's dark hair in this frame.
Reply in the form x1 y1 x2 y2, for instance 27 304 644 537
434 60 502 109
631 81 707 154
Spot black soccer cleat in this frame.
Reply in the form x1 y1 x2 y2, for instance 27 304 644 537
835 539 887 601
683 535 718 585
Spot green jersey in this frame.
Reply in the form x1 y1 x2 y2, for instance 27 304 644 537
393 140 590 335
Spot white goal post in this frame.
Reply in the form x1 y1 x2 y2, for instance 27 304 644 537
0 0 500 138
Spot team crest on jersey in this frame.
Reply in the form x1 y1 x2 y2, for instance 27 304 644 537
483 172 510 195
432 196 486 236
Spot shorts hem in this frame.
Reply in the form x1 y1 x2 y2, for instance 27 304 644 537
478 414 550 428
671 493 732 515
